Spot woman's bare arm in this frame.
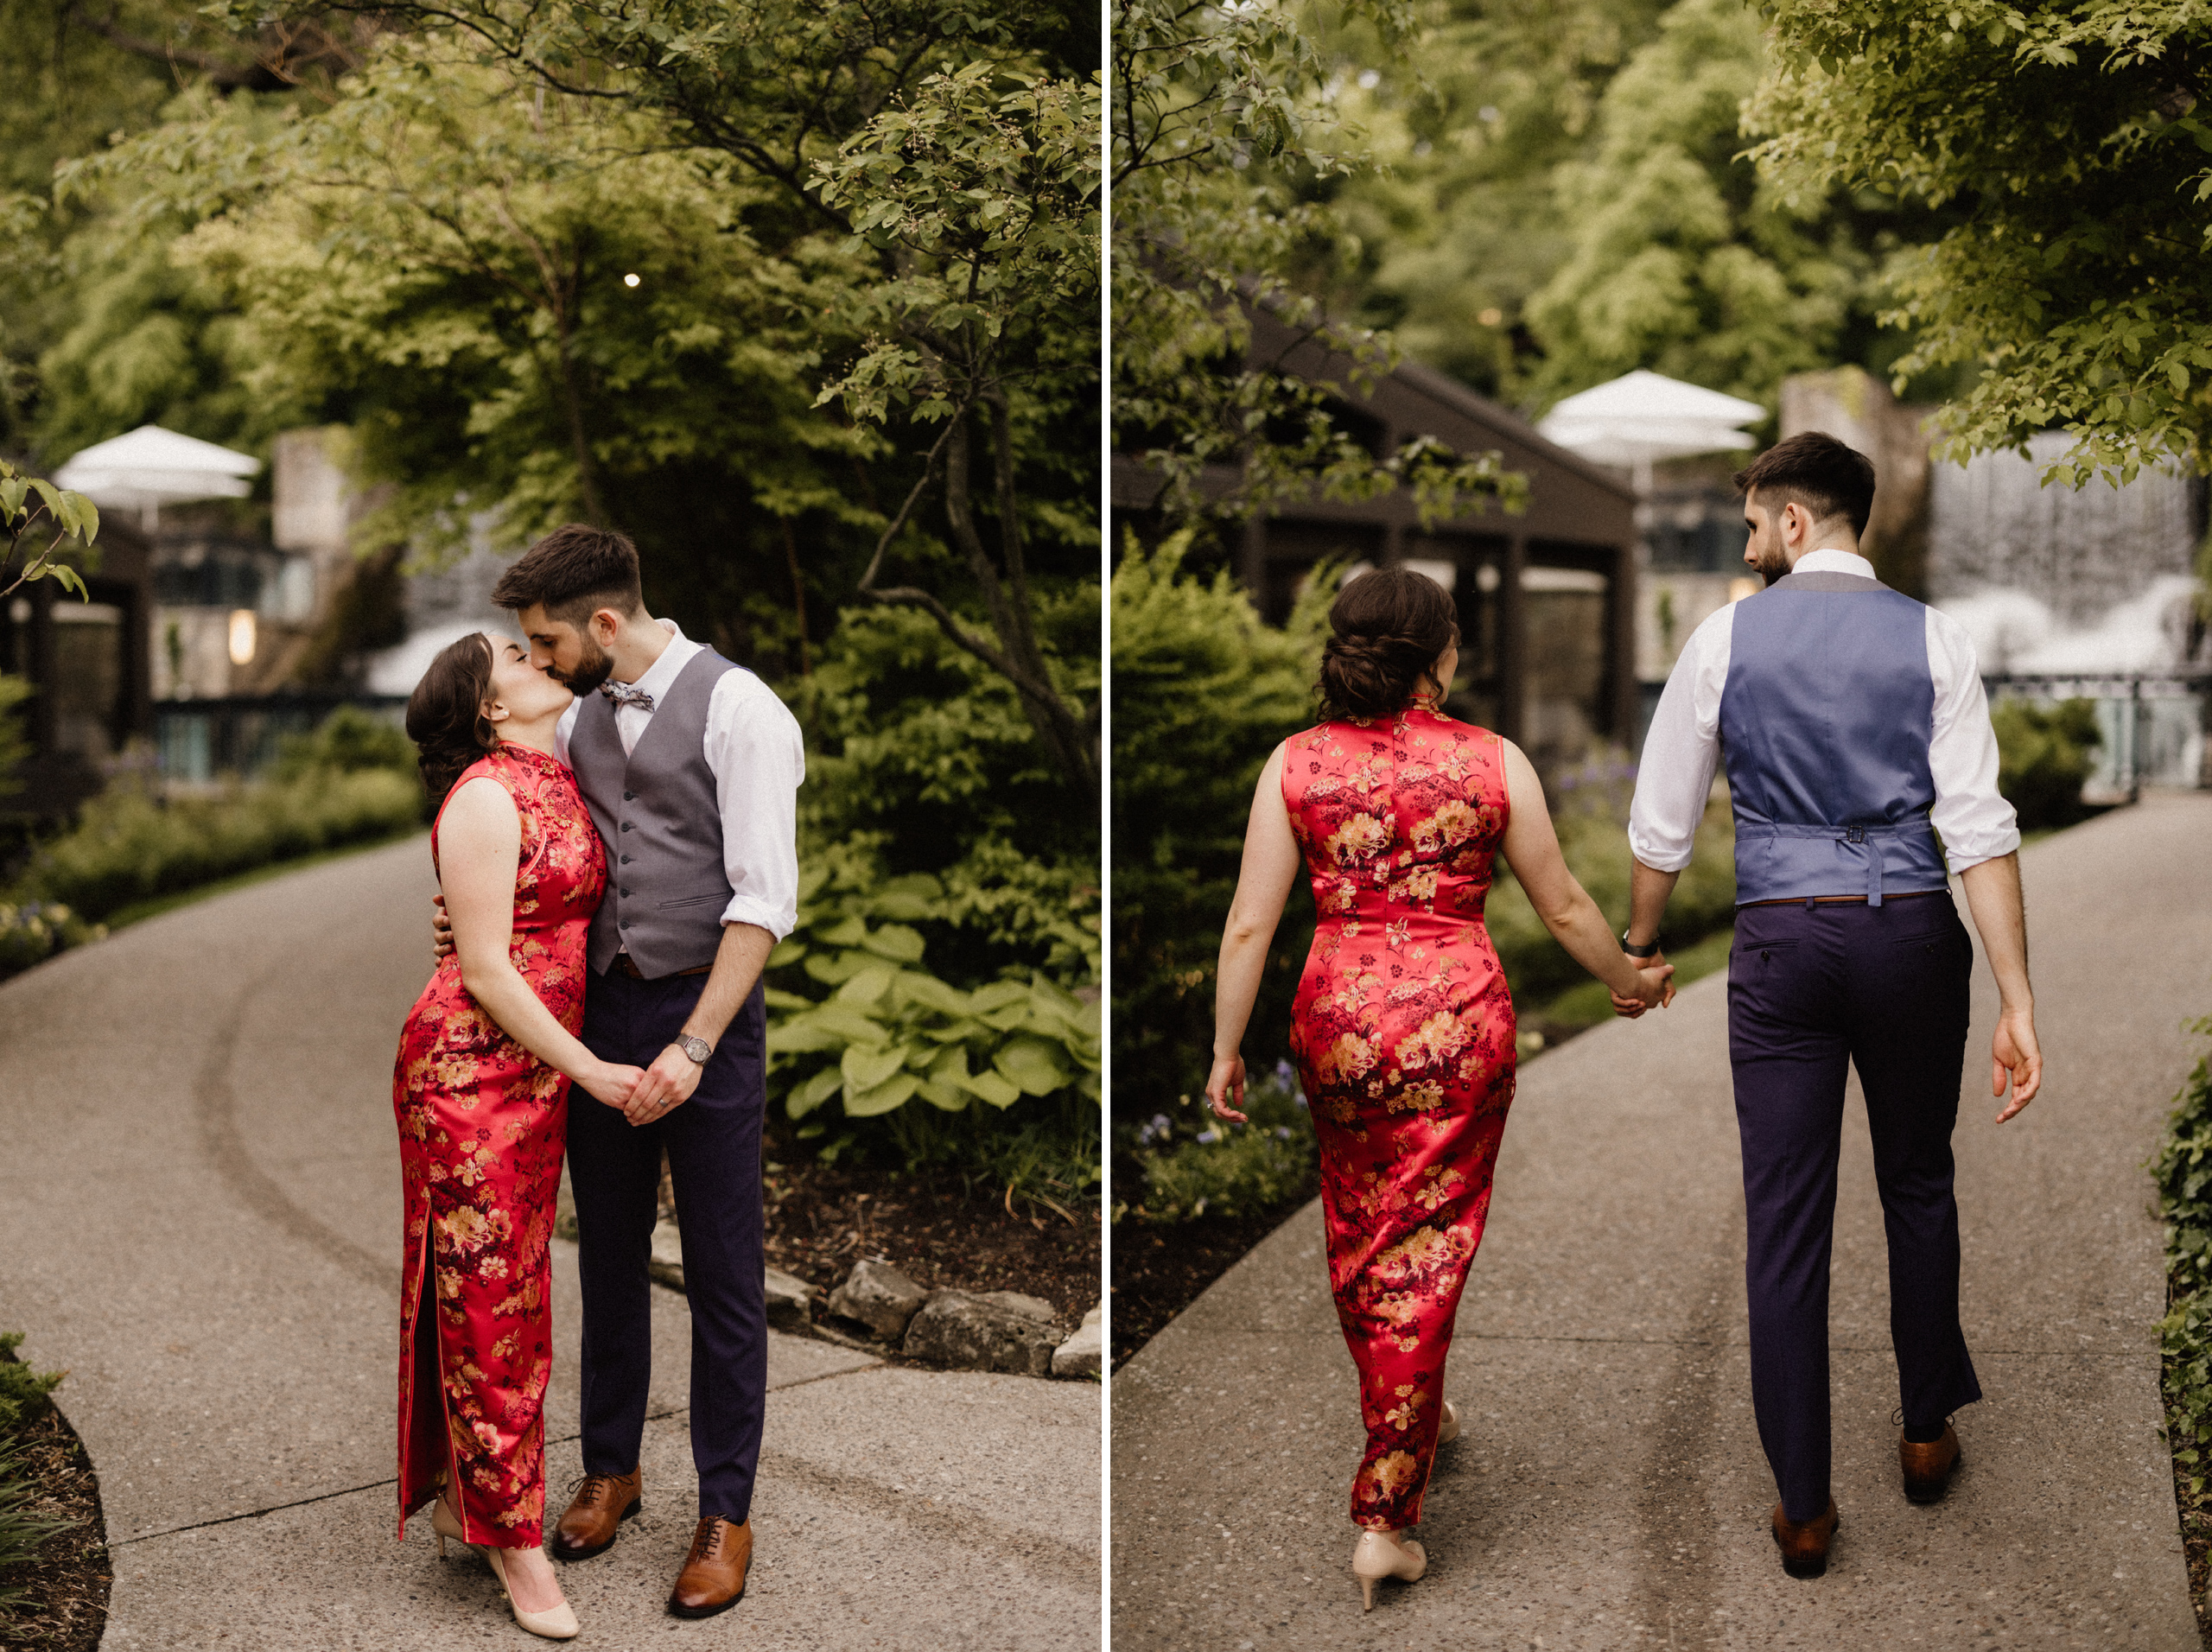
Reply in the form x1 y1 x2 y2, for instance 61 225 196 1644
1496 740 1673 1011
1203 744 1305 1121
439 778 638 1109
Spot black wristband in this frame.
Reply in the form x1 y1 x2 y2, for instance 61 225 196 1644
1621 933 1660 959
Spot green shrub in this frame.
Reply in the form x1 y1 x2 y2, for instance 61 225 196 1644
2157 1019 2212 1501
0 676 31 801
1110 531 1326 1130
1128 1062 1318 1221
25 767 422 920
765 600 1101 1187
1992 697 2102 830
0 901 105 975
0 1335 73 1623
1484 753 1738 1003
269 704 417 783
0 1337 61 1436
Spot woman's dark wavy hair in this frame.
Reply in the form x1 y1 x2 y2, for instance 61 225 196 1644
405 632 499 806
1316 564 1460 722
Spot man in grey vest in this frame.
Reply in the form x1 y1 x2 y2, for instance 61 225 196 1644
1618 433 2044 1579
474 524 804 1617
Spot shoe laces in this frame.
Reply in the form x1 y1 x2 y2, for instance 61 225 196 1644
567 1471 624 1509
692 1517 727 1560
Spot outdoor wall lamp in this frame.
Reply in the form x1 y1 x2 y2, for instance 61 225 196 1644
228 608 257 666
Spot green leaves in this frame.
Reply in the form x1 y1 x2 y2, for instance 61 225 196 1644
0 461 99 606
766 852 1101 1130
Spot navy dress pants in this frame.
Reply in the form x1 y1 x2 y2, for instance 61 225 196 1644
570 965 768 1524
1728 894 1983 1522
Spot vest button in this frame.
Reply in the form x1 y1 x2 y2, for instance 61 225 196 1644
620 821 632 832
620 855 631 864
620 888 630 898
624 791 636 801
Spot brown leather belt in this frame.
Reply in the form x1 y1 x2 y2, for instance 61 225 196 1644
1741 890 1945 908
611 955 714 980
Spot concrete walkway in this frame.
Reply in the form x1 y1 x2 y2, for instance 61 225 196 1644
1113 792 2212 1649
0 837 1097 1649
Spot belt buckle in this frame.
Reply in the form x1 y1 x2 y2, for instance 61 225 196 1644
1844 826 1866 844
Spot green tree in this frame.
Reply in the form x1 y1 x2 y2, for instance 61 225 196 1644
1748 0 2212 485
1111 0 1524 538
1109 531 1323 1126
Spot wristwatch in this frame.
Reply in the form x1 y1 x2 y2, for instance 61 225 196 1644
1621 931 1660 959
672 1034 713 1066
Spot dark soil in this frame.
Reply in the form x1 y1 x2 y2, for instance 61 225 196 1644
0 1403 109 1652
1110 1185 1316 1372
760 1156 1102 1343
622 1147 1102 1357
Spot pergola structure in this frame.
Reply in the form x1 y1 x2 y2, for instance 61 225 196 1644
1113 308 1640 766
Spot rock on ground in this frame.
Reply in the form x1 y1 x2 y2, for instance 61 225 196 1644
906 1289 1060 1377
828 1259 931 1339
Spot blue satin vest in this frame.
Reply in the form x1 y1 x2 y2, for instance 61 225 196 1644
1719 569 1951 905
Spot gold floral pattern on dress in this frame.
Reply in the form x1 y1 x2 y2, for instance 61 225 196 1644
1281 706 1516 1532
392 742 605 1548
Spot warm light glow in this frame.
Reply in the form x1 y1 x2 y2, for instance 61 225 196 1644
623 272 641 288
1478 308 1503 327
1727 577 1761 604
227 608 257 666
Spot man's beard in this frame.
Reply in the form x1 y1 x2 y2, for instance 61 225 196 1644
1747 531 1790 586
550 634 613 696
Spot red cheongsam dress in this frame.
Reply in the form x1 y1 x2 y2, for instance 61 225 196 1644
392 742 606 1547
1283 705 1516 1532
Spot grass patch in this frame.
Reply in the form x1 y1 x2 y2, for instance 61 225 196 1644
102 828 424 931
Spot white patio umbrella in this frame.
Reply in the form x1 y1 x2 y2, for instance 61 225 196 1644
1537 369 1766 492
53 424 261 528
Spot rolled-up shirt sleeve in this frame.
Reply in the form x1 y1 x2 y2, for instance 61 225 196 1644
702 670 805 940
1628 604 1732 874
1924 607 2020 874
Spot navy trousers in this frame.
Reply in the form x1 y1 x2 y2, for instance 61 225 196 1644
570 965 768 1523
1728 894 1983 1522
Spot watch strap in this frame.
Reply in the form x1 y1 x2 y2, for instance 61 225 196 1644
1621 932 1660 959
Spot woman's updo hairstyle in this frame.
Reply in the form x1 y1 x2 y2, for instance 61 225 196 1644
1316 564 1460 722
406 632 500 806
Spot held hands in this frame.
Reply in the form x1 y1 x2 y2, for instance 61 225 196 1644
431 894 454 962
1203 1053 1249 1124
579 1060 647 1110
1609 954 1677 1019
1991 1007 2043 1123
624 1044 706 1126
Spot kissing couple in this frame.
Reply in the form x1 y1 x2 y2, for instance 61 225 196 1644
388 524 804 1637
1205 431 2043 1606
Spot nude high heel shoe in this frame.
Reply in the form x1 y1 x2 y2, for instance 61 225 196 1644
484 1544 582 1641
1437 1399 1459 1446
1351 1528 1427 1611
431 1491 466 1560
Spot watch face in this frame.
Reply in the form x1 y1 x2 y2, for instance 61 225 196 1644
681 1036 711 1064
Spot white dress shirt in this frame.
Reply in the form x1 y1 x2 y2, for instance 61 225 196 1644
555 621 805 940
1627 548 2021 878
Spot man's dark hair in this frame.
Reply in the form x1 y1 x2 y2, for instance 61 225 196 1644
1732 432 1878 538
490 524 645 626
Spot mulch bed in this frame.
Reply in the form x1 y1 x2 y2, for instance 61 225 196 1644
1109 1185 1316 1372
760 1155 1102 1339
0 1403 109 1652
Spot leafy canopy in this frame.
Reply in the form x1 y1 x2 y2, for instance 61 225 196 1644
1748 0 2212 484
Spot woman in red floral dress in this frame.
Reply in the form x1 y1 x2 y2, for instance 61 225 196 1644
1205 567 1675 1611
394 634 643 1641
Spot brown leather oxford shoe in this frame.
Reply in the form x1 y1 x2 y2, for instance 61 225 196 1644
1901 1424 1962 1504
549 1468 642 1562
1770 1499 1840 1579
668 1515 753 1619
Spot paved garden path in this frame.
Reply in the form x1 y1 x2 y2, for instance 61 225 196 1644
1113 791 2212 1650
0 837 1098 1649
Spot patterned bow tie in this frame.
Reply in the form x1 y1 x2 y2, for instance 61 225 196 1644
600 680 655 713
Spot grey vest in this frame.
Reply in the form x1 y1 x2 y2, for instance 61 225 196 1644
569 647 740 976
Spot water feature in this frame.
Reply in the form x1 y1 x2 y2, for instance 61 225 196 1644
1927 433 2207 793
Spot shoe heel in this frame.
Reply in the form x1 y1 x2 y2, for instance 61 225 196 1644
437 1533 448 1560
1361 1576 1376 1612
